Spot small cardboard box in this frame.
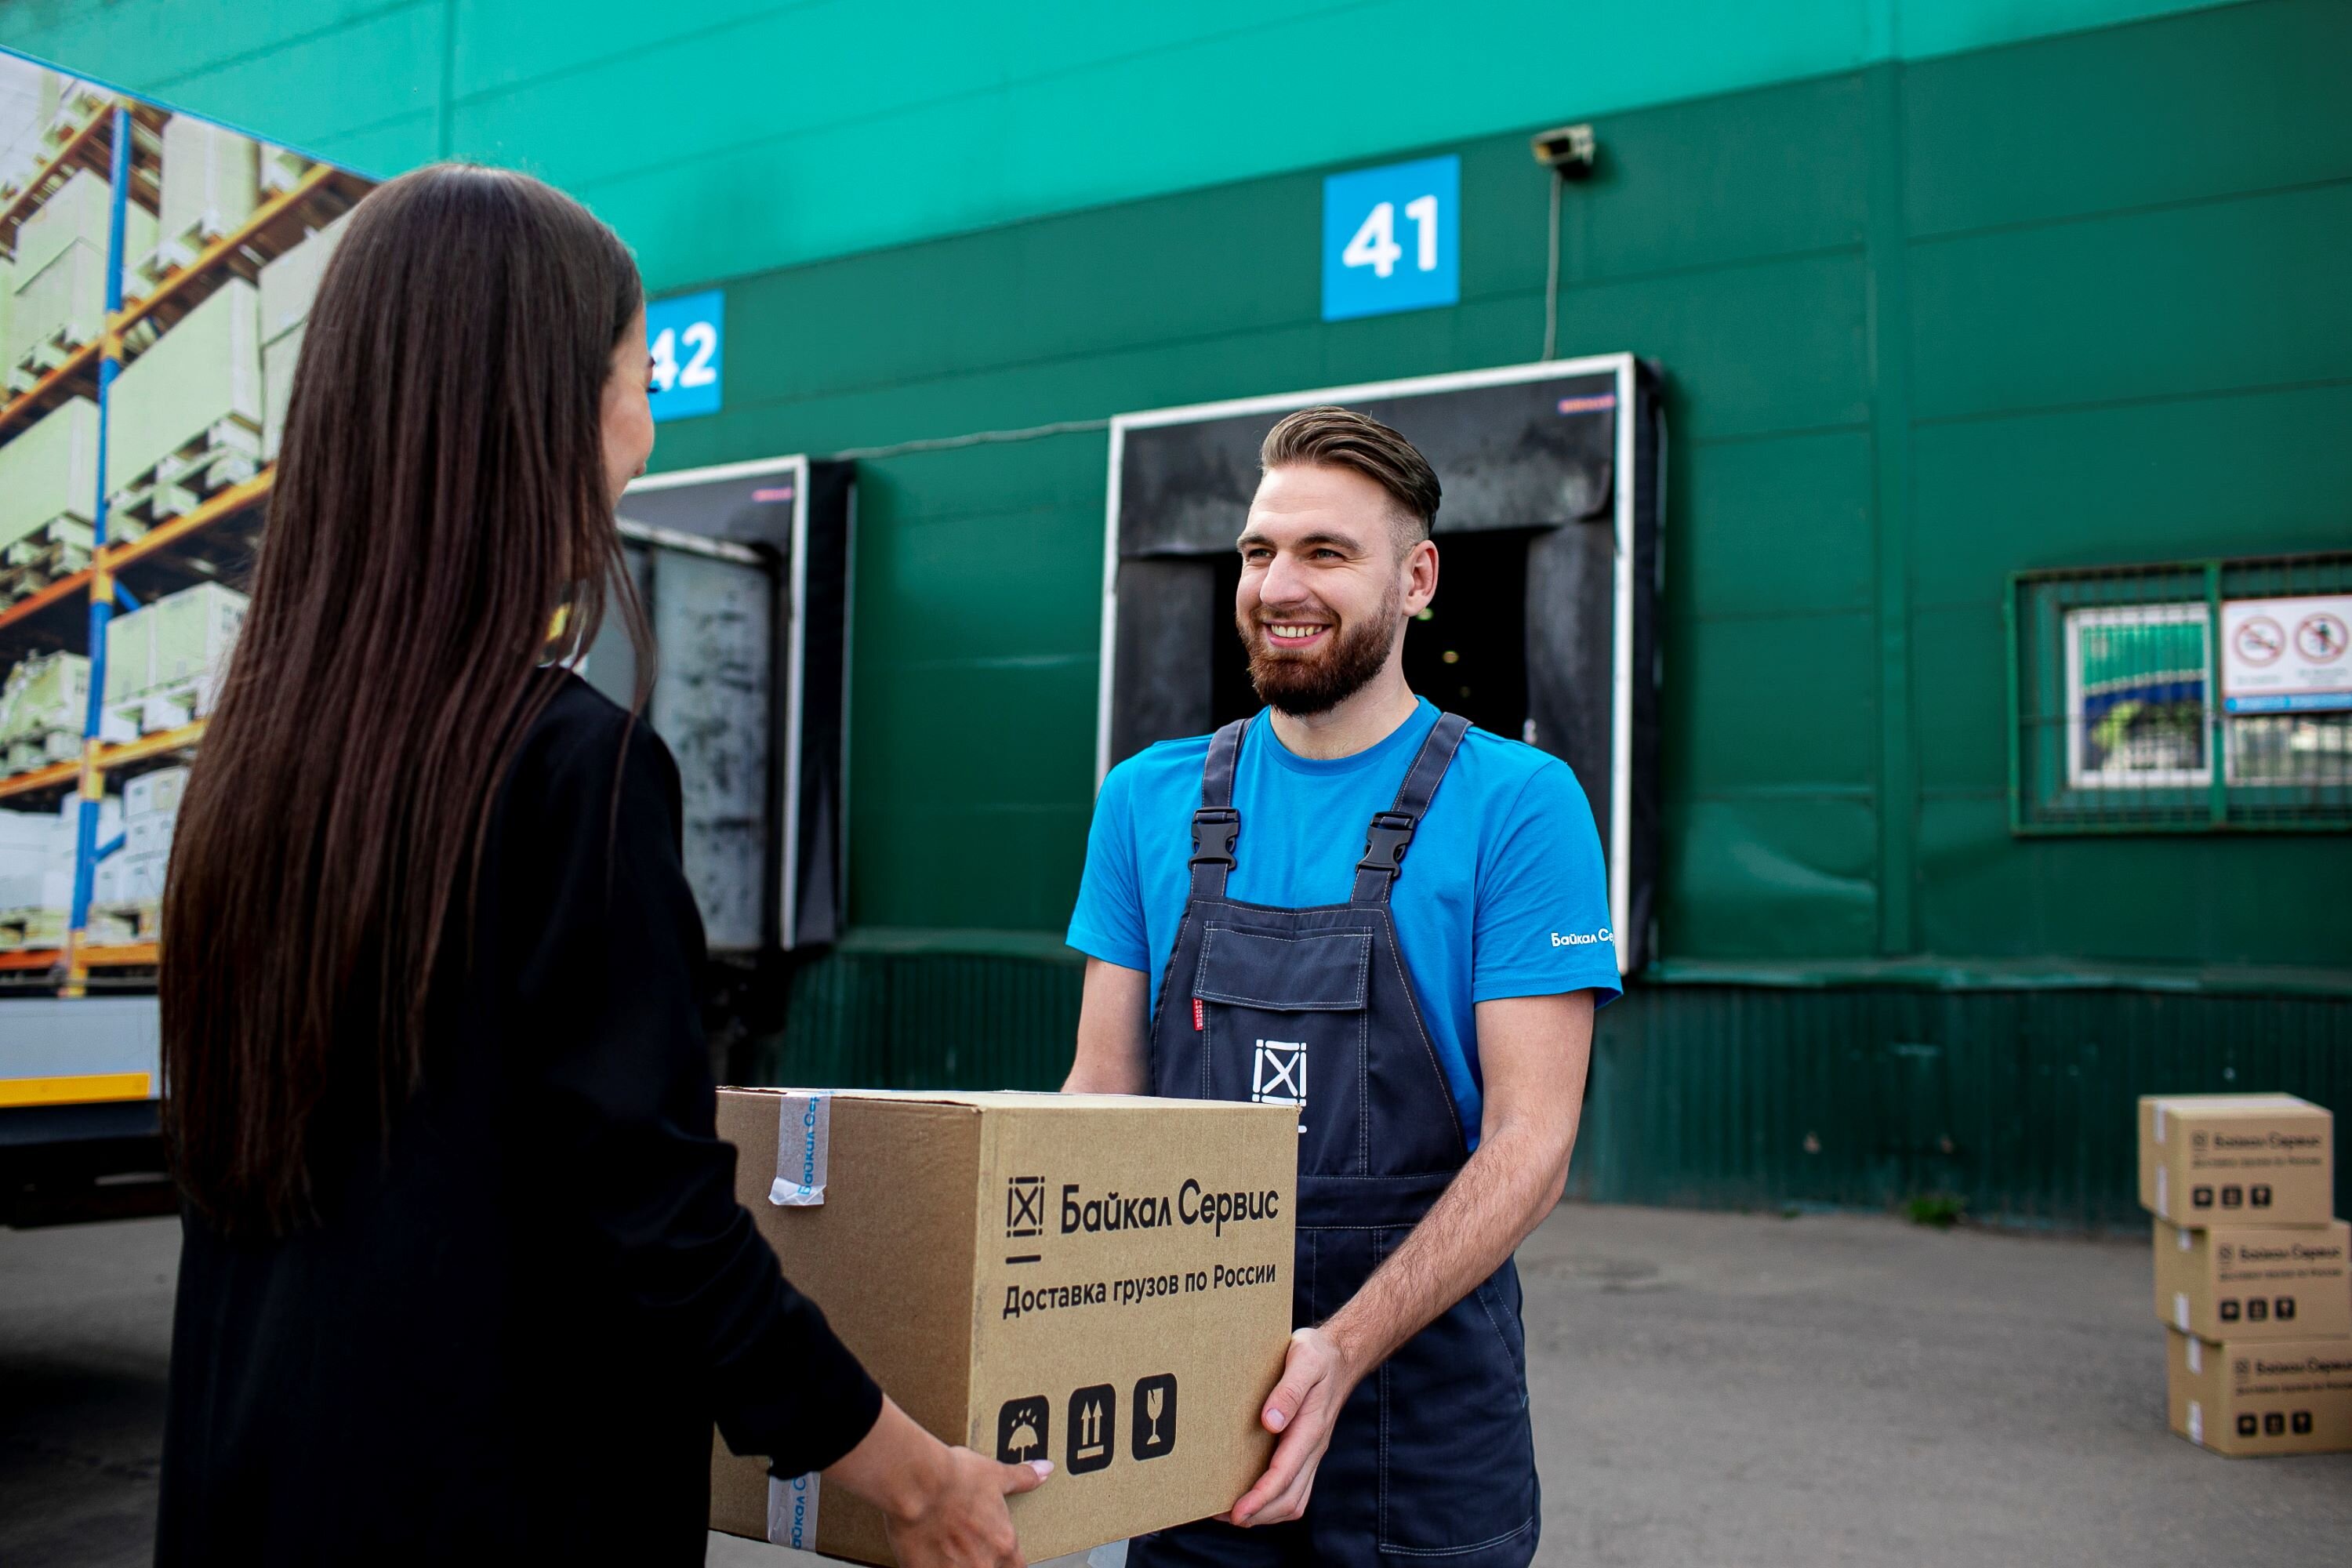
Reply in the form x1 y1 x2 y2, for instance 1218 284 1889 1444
2137 1094 2333 1227
2166 1329 2352 1457
2154 1219 2351 1341
709 1089 1298 1565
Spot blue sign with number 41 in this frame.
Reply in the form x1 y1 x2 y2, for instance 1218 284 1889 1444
1322 155 1460 322
646 289 724 423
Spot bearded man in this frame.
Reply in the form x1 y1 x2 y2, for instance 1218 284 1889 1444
1062 405 1621 1567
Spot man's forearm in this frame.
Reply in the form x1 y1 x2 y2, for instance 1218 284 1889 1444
1319 1116 1574 1379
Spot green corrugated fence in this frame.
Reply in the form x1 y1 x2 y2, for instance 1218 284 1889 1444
757 942 2351 1232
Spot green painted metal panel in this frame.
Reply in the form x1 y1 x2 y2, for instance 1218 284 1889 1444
1 2 2254 285
757 935 1083 1094
1572 980 2352 1231
757 948 2350 1230
1678 430 1875 621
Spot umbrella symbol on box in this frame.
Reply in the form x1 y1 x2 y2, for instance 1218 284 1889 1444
996 1396 1048 1463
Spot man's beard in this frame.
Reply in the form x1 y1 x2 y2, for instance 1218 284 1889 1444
1237 583 1400 717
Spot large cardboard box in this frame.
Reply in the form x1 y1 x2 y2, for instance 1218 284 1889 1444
157 114 258 248
709 1089 1297 1565
2154 1218 2350 1341
2165 1329 2352 1457
258 209 352 343
2138 1094 2333 1227
104 278 263 495
0 396 99 550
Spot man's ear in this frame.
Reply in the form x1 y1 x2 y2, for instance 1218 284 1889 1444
1404 535 1439 613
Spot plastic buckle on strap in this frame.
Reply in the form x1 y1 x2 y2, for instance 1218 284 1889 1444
1189 808 1241 867
1356 811 1417 880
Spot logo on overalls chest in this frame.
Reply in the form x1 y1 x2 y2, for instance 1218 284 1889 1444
1251 1040 1307 1108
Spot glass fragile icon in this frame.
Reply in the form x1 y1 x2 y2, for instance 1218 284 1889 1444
1132 1374 1178 1461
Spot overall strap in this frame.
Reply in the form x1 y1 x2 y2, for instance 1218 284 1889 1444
1352 711 1472 904
1189 718 1248 901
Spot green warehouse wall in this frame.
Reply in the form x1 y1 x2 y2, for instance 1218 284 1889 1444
2 0 2252 288
642 0 2345 972
10 0 2344 1224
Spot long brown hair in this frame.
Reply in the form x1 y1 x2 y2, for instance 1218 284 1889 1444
162 165 649 1235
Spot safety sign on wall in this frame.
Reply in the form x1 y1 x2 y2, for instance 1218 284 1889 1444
1322 155 1460 321
2220 593 2352 713
647 288 724 422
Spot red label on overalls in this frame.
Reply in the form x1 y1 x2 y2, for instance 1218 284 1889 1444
1192 997 1203 1031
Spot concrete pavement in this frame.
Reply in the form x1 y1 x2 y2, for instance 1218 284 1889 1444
5 1203 2347 1565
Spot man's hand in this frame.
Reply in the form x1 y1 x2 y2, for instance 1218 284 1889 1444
1225 1327 1356 1527
827 1396 1051 1567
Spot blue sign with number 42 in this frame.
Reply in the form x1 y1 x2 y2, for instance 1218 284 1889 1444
1322 155 1459 322
646 289 724 423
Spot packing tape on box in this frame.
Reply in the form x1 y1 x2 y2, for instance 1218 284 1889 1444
2176 1292 2190 1332
2156 1165 2169 1218
769 1092 831 1207
2187 1338 2203 1374
769 1471 821 1549
2187 1399 2203 1445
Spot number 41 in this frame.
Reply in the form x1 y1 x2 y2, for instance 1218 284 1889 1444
1342 194 1440 279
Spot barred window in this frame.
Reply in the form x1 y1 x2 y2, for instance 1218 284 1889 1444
2011 552 2351 833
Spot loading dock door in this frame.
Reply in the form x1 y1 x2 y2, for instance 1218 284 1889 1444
584 456 855 952
1101 356 1662 973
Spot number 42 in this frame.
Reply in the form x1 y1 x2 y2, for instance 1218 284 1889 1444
649 321 719 394
1341 194 1440 279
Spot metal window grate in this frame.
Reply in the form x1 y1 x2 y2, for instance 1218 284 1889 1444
2009 552 2352 833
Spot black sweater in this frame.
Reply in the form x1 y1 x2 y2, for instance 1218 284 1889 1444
157 675 880 1566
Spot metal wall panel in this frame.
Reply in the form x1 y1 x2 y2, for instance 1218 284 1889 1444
1572 983 2352 1230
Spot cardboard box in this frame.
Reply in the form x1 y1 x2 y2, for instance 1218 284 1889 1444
2138 1094 2333 1227
0 397 99 552
2155 1219 2350 1341
2166 1329 2352 1457
105 278 263 495
157 114 258 248
258 209 352 343
709 1089 1297 1565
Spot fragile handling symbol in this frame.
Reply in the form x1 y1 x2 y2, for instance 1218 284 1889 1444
1131 1374 1178 1461
1069 1385 1116 1474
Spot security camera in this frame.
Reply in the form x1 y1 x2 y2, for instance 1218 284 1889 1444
1530 124 1597 177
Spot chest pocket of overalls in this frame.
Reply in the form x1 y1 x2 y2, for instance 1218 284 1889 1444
1191 924 1370 1177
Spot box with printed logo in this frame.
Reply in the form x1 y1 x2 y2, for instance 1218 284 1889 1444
2137 1094 2332 1228
2165 1329 2352 1457
2153 1218 2351 1342
707 1089 1296 1565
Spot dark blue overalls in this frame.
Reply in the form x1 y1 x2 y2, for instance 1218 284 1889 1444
1127 713 1540 1568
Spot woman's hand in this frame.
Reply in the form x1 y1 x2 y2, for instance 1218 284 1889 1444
825 1396 1050 1568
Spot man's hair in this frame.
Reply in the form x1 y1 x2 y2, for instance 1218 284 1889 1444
1259 405 1441 548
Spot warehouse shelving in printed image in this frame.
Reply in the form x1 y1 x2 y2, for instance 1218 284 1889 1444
0 45 374 1036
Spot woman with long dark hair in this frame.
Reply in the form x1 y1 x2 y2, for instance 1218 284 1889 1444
155 165 1045 1565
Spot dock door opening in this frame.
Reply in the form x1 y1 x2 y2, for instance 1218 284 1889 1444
1102 357 1664 971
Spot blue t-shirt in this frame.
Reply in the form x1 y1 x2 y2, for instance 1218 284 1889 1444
1067 699 1621 1145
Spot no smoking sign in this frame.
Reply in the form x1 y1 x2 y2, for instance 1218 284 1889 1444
2221 593 2352 714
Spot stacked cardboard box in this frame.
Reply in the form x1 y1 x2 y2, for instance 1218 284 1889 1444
111 764 185 907
147 115 258 282
106 278 263 513
0 652 89 773
0 795 122 946
4 169 155 392
102 582 247 731
258 211 351 460
2141 1094 2351 1456
0 396 100 558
